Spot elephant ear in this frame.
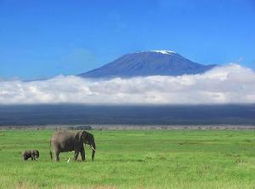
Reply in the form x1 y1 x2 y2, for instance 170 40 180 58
75 130 88 142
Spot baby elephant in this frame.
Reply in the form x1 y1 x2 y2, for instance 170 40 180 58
23 150 40 160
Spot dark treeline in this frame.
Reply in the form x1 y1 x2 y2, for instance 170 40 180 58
0 104 254 126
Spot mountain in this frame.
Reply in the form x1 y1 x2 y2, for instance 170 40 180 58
79 50 216 78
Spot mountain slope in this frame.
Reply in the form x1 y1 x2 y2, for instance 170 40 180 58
79 50 216 78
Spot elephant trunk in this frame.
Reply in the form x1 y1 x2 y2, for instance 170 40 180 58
91 142 96 161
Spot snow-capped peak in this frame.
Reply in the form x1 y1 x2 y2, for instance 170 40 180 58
135 50 176 55
151 50 176 55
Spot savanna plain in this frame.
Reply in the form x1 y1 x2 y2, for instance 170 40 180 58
0 129 255 189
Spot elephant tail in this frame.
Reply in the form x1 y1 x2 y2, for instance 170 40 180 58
49 140 53 160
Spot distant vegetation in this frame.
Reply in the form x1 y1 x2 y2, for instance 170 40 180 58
0 104 255 126
1 129 255 188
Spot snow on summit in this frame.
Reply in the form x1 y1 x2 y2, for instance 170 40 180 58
151 50 176 55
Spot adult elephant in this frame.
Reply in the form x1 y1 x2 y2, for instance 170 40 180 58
50 130 96 161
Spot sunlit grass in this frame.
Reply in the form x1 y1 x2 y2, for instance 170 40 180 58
0 129 255 188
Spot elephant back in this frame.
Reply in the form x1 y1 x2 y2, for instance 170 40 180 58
51 131 76 152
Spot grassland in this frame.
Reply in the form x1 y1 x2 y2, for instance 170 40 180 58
1 129 255 189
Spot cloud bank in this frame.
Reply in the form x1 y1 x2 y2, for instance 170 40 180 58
0 64 254 104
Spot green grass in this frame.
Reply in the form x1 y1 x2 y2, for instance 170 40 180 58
1 129 255 188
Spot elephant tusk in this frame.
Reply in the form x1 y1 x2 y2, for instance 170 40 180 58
90 146 96 151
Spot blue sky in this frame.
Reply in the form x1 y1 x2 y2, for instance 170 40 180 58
0 0 254 79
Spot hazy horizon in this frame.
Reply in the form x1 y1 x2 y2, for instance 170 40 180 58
0 104 254 126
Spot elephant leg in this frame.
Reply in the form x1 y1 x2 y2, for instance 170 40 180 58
80 147 85 161
55 151 60 161
74 151 79 161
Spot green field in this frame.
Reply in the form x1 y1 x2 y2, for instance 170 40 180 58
1 129 255 189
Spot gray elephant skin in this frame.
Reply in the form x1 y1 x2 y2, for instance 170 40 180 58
50 130 96 161
23 150 39 160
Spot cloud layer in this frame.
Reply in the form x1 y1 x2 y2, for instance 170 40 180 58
0 64 254 104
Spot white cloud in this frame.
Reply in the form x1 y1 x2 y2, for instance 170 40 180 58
0 64 255 104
